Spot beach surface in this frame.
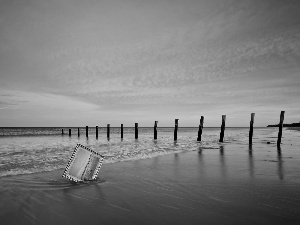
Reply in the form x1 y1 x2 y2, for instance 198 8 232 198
1 142 300 225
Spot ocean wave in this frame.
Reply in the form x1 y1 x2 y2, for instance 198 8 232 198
0 127 275 177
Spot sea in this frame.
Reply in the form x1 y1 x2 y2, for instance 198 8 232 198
0 127 299 178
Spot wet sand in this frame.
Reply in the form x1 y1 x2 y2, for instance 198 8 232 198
1 144 300 225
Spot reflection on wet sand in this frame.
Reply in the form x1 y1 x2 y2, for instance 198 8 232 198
151 156 159 168
197 147 205 178
247 145 284 181
195 145 285 181
248 146 254 179
173 153 180 177
219 145 227 179
277 146 284 180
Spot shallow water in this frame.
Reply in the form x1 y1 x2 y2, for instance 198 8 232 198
0 127 299 177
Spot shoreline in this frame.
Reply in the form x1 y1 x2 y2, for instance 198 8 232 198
286 127 300 131
1 147 300 225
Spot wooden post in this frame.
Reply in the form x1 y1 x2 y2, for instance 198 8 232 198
96 126 98 139
219 115 226 142
69 129 71 136
135 123 138 139
78 128 80 137
62 129 64 135
249 113 255 145
197 116 204 141
154 121 158 140
277 111 285 147
107 124 110 139
86 126 88 138
174 119 179 141
121 124 123 139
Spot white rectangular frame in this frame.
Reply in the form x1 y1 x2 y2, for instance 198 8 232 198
62 143 104 182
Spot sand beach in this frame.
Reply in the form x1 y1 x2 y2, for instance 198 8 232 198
1 138 300 225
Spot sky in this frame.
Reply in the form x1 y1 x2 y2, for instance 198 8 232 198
0 0 300 127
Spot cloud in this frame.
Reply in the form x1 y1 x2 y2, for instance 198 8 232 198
0 89 103 126
1 0 300 126
0 101 17 109
44 20 300 108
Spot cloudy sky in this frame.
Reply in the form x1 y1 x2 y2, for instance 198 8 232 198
0 0 299 127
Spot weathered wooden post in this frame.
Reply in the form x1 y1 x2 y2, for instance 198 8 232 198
86 126 88 138
197 116 204 141
154 121 158 140
121 124 123 139
78 128 80 137
219 115 226 142
249 113 255 145
96 126 98 139
107 124 110 139
277 111 285 147
69 129 71 136
62 129 64 135
174 119 179 141
135 123 138 139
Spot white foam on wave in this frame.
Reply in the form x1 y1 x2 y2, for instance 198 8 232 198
0 127 277 178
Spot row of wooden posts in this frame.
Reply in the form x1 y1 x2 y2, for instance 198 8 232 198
62 111 285 147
